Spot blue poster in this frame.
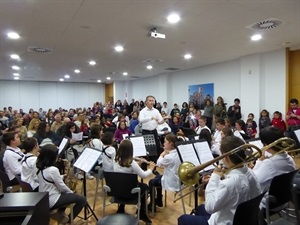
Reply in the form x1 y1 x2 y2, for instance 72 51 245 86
188 83 214 109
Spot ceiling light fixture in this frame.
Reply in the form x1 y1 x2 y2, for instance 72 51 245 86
14 77 19 80
167 13 181 23
13 73 19 76
97 80 101 83
12 65 20 70
251 34 262 41
10 54 20 60
59 78 64 81
64 75 70 78
89 61 96 65
106 77 111 80
184 54 192 59
74 69 80 73
123 72 128 76
146 65 153 70
7 32 20 39
114 45 124 52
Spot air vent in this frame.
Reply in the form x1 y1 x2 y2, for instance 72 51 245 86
142 58 162 63
246 18 283 30
130 76 140 79
27 46 53 54
165 67 180 71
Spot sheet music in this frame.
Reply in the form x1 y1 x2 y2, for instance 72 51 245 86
248 139 271 157
58 138 69 154
122 134 129 140
294 129 300 143
177 144 200 166
130 136 147 157
74 147 102 172
72 132 83 141
194 142 215 171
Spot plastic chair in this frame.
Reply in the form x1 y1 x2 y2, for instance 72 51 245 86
265 169 299 224
232 192 266 225
102 172 141 221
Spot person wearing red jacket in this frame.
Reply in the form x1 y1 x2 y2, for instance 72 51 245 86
271 111 286 133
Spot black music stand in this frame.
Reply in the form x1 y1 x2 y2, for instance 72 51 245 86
74 147 100 221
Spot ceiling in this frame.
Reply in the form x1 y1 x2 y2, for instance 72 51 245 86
0 0 299 83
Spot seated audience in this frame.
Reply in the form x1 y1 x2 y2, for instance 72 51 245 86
114 121 131 143
34 122 60 146
27 118 40 138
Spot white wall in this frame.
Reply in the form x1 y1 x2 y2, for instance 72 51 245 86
117 48 286 119
0 81 105 111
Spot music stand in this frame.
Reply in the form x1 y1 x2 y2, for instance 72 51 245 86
143 134 157 156
73 146 100 221
129 134 157 157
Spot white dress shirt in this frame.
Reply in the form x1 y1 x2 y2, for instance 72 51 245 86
156 150 181 191
102 145 116 172
139 106 163 131
113 160 152 179
3 146 24 180
21 153 39 190
211 130 222 155
38 166 72 208
205 166 261 225
195 125 211 135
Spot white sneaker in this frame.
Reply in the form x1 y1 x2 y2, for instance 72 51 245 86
86 173 94 180
77 173 84 180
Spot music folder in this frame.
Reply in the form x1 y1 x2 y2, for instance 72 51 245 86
175 139 215 172
73 146 102 173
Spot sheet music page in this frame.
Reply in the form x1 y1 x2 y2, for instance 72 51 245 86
58 138 68 154
130 136 147 157
294 129 300 143
177 144 200 166
72 132 83 141
122 134 129 140
194 142 215 171
74 147 102 172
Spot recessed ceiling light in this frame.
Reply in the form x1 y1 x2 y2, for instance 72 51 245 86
251 34 262 41
89 61 96 65
184 54 192 59
13 73 19 76
167 13 181 24
123 72 128 76
10 54 20 60
7 32 20 39
106 77 111 80
114 45 124 52
146 65 153 70
74 69 80 73
14 77 19 80
59 78 64 81
64 75 70 78
97 80 101 83
12 65 20 70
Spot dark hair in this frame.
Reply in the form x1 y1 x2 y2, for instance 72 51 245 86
259 126 284 151
199 129 212 148
248 113 254 118
23 137 38 153
165 134 179 146
220 136 245 165
36 144 58 170
246 118 253 123
101 132 114 145
115 139 133 167
64 122 76 137
36 122 49 138
234 98 240 103
260 109 269 118
273 111 282 117
215 118 225 125
199 116 207 122
221 127 233 138
2 131 18 146
235 119 247 132
290 98 298 105
7 125 21 132
90 124 102 139
117 121 127 129
182 102 188 108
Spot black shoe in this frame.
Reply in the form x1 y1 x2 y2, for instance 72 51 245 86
152 166 160 176
140 213 152 224
155 198 163 207
147 203 156 212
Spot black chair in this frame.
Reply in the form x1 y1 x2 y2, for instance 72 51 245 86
232 192 266 225
96 213 139 225
102 172 141 221
265 169 299 224
0 170 13 192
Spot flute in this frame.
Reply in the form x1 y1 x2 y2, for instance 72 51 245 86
133 157 153 165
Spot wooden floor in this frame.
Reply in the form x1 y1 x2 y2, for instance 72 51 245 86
51 157 300 225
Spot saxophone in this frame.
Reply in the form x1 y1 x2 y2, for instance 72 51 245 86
62 159 78 192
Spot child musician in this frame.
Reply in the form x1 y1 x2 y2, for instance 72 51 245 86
21 137 39 191
36 144 87 223
2 131 24 185
113 139 155 224
178 136 261 225
148 134 181 211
